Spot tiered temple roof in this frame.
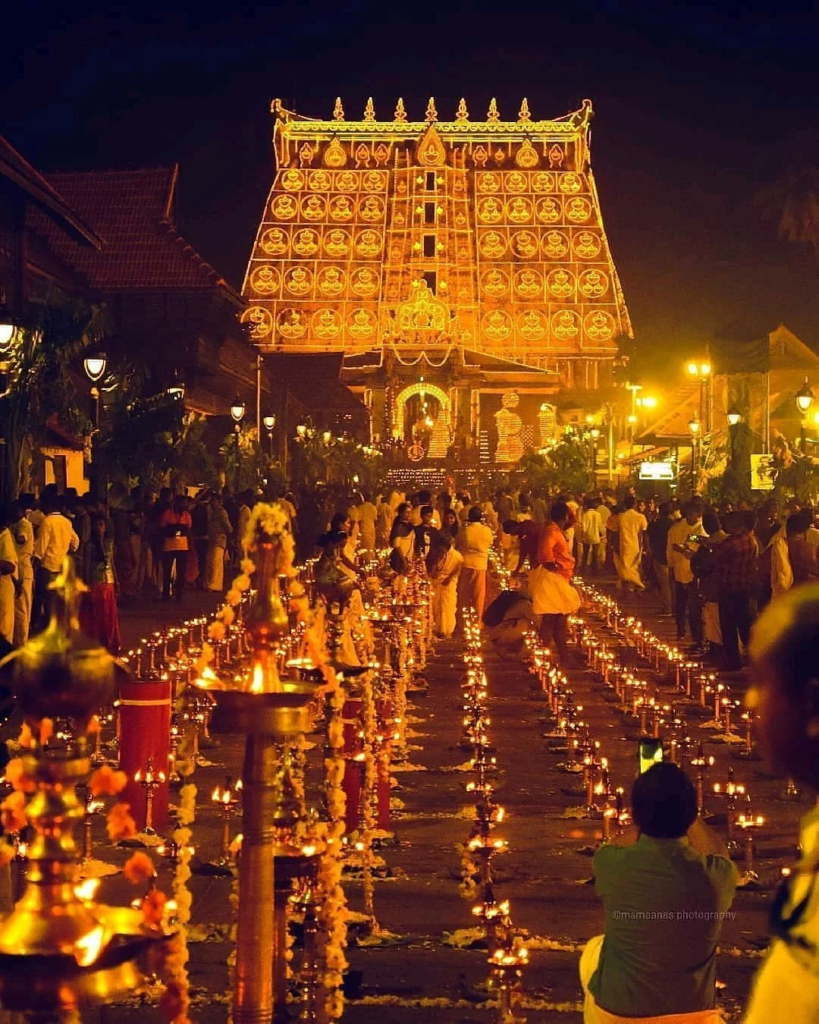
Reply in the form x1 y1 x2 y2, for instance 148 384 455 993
242 96 631 374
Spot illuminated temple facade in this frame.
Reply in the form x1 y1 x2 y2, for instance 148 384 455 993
243 97 631 462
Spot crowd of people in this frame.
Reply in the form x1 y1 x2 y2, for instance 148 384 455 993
0 482 302 655
4 474 819 1021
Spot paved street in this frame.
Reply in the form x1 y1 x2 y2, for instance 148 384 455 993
79 576 798 1022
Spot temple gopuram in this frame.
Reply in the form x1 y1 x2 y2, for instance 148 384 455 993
243 96 631 471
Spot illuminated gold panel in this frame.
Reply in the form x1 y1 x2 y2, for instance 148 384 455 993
242 100 631 355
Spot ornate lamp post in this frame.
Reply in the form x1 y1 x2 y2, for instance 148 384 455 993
230 396 246 492
727 405 741 472
687 361 712 435
83 353 107 431
689 416 701 496
589 426 600 479
263 414 276 461
796 378 814 454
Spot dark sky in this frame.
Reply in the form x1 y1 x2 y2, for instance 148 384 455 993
3 0 818 365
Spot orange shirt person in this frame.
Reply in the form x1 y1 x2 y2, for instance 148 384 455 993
537 511 575 581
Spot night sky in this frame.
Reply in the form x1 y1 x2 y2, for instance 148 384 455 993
4 1 818 376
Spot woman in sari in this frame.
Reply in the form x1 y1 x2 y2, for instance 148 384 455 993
204 494 232 593
80 514 121 654
427 535 463 639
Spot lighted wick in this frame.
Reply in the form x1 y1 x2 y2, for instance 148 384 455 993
713 779 746 849
135 757 166 835
691 744 715 818
211 776 242 865
82 791 105 863
738 812 764 876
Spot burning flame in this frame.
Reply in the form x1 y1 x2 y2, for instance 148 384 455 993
74 878 100 902
251 662 264 694
75 925 106 967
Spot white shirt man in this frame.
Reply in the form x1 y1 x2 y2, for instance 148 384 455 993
0 525 18 645
11 510 33 646
33 510 79 573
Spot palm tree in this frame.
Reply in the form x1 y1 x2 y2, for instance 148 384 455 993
0 290 110 500
756 129 819 259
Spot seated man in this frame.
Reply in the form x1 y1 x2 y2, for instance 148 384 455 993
580 762 737 1024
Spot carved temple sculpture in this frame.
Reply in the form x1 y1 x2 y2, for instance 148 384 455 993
243 97 632 464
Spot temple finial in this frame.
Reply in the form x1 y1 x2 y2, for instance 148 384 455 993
394 97 407 122
333 97 345 121
518 97 531 123
456 98 469 122
487 97 500 123
425 97 438 123
363 97 376 122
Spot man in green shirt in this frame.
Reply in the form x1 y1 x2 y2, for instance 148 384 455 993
580 763 738 1022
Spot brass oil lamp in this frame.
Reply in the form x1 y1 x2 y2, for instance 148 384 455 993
0 560 169 1017
198 524 318 1024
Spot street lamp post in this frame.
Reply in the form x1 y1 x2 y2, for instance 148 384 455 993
83 353 107 431
796 378 814 455
689 416 701 496
83 353 108 498
263 414 276 461
590 426 600 480
230 396 246 492
687 361 712 436
727 405 741 471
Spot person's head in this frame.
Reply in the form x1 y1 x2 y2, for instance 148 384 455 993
741 509 756 534
788 509 813 538
760 499 780 525
159 487 173 505
172 494 187 513
623 495 636 510
417 489 431 505
658 501 671 519
748 585 819 787
443 509 458 530
467 506 483 523
209 492 222 508
41 490 60 515
18 493 36 513
683 501 702 526
91 513 108 539
549 501 570 529
0 506 9 531
331 511 351 534
503 519 522 536
702 512 721 536
9 501 23 524
396 503 411 524
420 505 434 525
631 762 697 839
723 510 743 536
438 491 452 508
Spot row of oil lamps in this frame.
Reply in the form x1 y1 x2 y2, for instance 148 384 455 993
460 609 530 1022
562 584 770 878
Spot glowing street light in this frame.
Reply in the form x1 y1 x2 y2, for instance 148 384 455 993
796 379 814 453
689 417 701 496
262 414 276 432
83 353 107 383
230 397 246 424
230 397 246 491
727 406 742 427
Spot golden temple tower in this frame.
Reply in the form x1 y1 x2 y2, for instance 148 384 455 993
242 95 631 395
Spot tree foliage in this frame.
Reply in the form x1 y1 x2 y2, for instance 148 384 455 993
0 291 110 497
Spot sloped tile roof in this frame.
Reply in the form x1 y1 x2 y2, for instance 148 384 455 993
27 166 239 295
0 135 103 247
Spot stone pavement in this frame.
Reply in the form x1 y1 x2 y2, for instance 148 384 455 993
76 575 800 1022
